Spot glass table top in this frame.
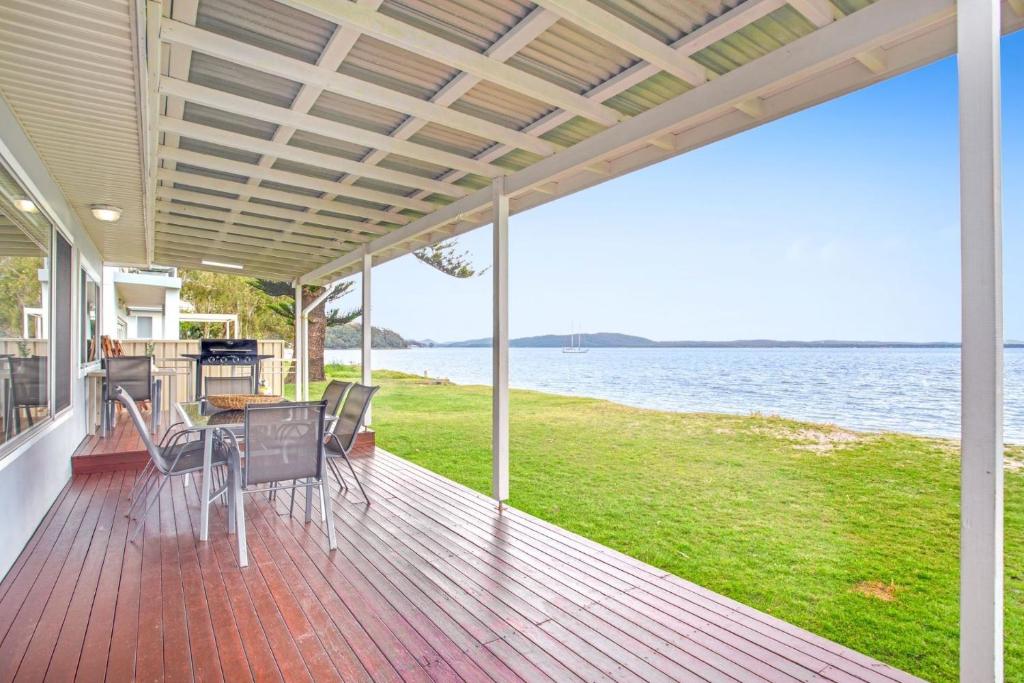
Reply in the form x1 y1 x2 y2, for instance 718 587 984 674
175 400 337 431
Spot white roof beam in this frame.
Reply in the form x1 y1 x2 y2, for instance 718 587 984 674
159 0 198 210
155 219 346 255
277 0 624 127
157 188 376 241
149 210 362 250
405 0 789 209
854 47 888 74
158 145 437 212
788 0 837 27
159 118 467 199
159 19 559 158
156 223 339 257
160 77 501 178
159 185 380 239
299 0 957 285
532 0 708 85
156 171 396 234
734 97 766 118
341 6 558 223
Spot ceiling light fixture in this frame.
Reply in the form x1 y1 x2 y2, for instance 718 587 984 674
201 259 244 270
90 204 122 222
14 198 38 213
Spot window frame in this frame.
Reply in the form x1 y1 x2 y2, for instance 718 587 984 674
79 265 101 368
0 153 56 457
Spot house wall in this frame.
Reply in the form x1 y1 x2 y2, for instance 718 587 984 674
0 94 106 579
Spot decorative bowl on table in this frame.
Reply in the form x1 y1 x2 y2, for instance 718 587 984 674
206 393 283 410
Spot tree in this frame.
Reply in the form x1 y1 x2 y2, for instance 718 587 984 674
0 256 45 337
254 240 480 381
251 280 361 382
179 270 291 340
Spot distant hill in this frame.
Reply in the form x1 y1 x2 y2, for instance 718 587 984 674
325 323 409 349
440 332 1024 349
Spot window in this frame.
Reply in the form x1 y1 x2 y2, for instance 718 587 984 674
53 231 71 413
80 269 99 364
0 157 52 452
135 316 153 339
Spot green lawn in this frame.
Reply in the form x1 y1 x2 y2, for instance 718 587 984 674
295 364 1023 682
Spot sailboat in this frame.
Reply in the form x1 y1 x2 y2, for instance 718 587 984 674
562 328 589 354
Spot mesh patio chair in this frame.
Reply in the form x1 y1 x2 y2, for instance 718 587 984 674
324 384 378 504
320 380 353 416
204 375 255 396
115 387 230 544
104 356 161 435
217 401 336 567
6 356 47 436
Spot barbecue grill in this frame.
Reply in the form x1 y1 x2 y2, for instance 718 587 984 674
182 339 272 400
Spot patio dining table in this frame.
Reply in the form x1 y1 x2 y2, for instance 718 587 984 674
175 399 336 542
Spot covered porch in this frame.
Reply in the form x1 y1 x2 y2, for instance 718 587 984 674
0 0 1018 679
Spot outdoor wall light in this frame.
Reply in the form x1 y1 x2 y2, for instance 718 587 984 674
90 204 122 222
14 198 38 213
201 259 244 270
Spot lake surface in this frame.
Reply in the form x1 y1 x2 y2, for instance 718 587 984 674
325 347 1024 442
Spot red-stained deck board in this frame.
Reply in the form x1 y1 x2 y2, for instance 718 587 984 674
0 448 925 683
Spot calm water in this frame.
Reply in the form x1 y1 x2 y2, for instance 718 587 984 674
325 347 1024 442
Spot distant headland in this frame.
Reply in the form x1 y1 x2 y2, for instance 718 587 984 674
427 332 1024 349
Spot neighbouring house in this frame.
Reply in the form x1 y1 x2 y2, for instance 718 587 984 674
101 265 238 340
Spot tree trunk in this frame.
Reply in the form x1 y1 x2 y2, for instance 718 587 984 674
305 290 328 382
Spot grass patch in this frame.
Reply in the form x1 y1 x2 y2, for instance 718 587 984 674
295 363 1024 682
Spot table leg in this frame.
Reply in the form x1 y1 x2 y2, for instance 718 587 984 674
233 453 248 567
169 373 177 429
227 454 236 534
200 432 213 541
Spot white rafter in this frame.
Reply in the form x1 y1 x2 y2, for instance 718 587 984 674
299 0 967 285
788 0 836 27
159 117 468 198
159 19 560 158
532 0 708 85
276 0 625 127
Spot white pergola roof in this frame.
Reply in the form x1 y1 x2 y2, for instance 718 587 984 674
0 0 1021 282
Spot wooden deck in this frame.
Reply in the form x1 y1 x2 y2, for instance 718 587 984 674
71 410 374 474
0 448 922 682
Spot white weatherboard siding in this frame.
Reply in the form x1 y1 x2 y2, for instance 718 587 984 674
0 94 104 579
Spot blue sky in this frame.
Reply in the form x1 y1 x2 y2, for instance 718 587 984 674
346 32 1023 344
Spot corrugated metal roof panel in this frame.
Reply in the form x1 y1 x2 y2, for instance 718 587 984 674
380 0 533 51
189 52 301 108
595 0 729 43
307 91 407 135
509 19 637 94
288 129 373 162
340 35 455 100
408 122 494 158
183 101 279 140
693 4 817 75
178 137 263 165
450 80 555 130
196 0 335 64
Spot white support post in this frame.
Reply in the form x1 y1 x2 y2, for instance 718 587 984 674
958 1 1003 681
294 282 304 401
361 251 373 424
491 177 510 504
301 313 310 400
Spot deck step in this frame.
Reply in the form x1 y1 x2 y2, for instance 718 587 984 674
72 416 376 474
